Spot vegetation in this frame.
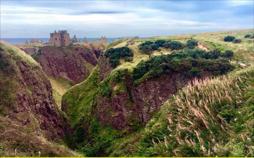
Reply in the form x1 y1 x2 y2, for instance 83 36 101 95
139 40 186 54
62 67 127 156
62 29 254 157
224 36 241 44
133 48 234 82
233 39 241 43
0 42 78 156
244 33 254 39
104 47 133 67
224 36 236 42
110 66 254 156
164 40 184 50
187 39 198 49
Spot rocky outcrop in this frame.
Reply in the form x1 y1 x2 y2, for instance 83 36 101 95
95 73 193 130
33 45 100 84
0 42 75 156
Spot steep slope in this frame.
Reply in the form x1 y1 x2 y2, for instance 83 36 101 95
23 43 106 107
61 30 253 156
34 46 98 84
110 66 254 156
0 41 77 156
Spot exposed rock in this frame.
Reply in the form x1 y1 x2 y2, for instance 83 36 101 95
95 73 193 130
35 46 98 84
21 44 104 84
0 42 75 156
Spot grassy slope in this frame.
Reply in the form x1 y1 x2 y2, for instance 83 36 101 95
110 66 254 156
107 29 254 73
62 29 254 156
0 42 78 156
49 77 72 107
108 29 254 156
0 41 39 67
62 67 100 127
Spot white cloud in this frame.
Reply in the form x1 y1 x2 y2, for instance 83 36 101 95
228 0 254 6
0 0 253 38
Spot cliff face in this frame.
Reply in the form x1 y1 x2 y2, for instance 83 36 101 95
0 42 75 156
35 46 99 84
95 73 192 130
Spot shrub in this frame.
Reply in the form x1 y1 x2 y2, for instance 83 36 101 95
104 47 133 68
155 40 168 47
133 48 234 81
222 50 234 59
164 41 184 50
244 34 251 38
224 36 235 42
244 34 254 38
233 39 241 43
187 39 198 49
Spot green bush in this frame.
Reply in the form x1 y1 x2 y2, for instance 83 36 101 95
139 41 160 56
133 48 234 81
164 41 184 50
224 36 235 42
244 34 254 38
104 47 133 68
186 39 198 49
222 50 234 59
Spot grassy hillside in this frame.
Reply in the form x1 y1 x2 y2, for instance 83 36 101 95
62 29 254 156
0 42 78 156
110 66 254 156
107 29 253 73
49 77 72 107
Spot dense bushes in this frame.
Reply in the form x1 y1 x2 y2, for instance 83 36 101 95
133 48 234 81
104 47 133 67
139 39 187 54
244 33 254 39
139 41 159 56
224 36 235 42
164 41 184 50
224 35 241 43
186 39 198 49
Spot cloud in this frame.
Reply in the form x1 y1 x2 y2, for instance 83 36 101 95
227 0 254 6
1 0 253 38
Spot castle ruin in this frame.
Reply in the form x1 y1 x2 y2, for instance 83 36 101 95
49 30 71 47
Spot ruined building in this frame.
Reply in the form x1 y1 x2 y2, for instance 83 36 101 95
49 30 71 47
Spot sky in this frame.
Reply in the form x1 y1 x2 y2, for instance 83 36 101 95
1 0 254 38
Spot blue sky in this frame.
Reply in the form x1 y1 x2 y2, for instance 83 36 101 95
1 0 254 38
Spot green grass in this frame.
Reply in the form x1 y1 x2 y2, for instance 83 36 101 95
62 29 254 156
109 66 254 156
0 41 39 67
62 67 100 127
0 42 78 156
49 77 72 107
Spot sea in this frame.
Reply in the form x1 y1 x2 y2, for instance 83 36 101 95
1 38 118 45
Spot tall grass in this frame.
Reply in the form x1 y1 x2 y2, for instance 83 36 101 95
148 66 254 156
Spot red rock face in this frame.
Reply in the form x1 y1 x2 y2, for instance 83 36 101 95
13 60 69 140
95 73 200 131
31 45 101 84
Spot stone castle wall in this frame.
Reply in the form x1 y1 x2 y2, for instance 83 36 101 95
49 30 71 47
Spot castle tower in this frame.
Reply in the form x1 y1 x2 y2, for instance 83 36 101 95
49 30 71 46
